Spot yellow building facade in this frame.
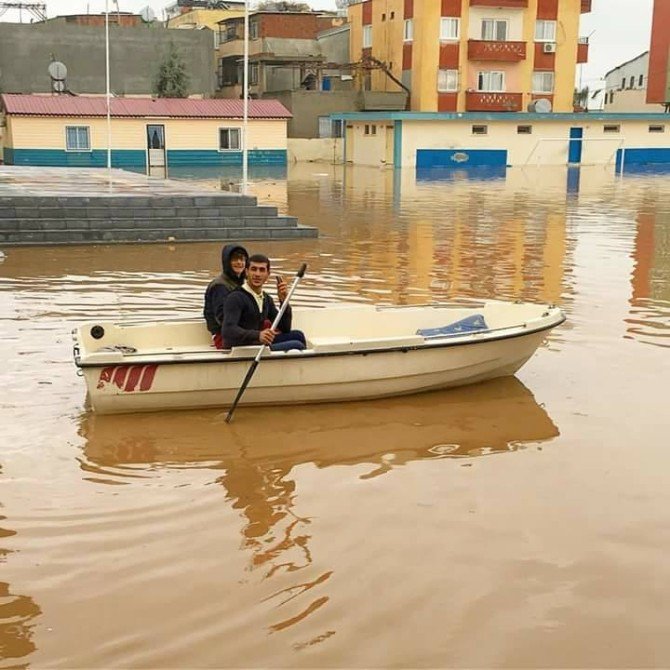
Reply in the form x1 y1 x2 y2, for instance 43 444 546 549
348 0 591 113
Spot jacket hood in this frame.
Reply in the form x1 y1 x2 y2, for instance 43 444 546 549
221 244 248 285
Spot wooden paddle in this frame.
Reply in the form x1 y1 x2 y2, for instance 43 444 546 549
225 263 307 423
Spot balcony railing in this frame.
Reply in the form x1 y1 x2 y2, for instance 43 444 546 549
470 0 528 7
466 91 523 112
577 37 589 63
468 40 526 62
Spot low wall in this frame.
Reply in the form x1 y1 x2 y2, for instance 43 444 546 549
288 138 343 163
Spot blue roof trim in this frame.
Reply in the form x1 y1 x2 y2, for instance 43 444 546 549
330 111 670 122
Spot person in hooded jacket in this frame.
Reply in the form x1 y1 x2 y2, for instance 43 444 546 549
203 243 248 348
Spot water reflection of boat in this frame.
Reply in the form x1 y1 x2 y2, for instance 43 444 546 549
78 377 559 473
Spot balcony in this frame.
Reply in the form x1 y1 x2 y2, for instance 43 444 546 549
470 0 528 7
466 91 523 112
468 40 526 62
577 37 589 63
581 0 592 12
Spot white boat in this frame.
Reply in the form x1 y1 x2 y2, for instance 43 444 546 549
72 299 565 415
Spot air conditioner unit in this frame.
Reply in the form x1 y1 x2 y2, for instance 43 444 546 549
543 43 557 53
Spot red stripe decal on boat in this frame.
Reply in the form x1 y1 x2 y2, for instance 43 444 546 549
97 366 115 389
139 364 158 391
112 366 130 390
124 365 144 392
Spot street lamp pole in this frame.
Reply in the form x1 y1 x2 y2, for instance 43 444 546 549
105 0 112 175
242 0 249 195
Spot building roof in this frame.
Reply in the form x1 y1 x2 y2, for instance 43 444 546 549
0 94 292 119
604 51 649 79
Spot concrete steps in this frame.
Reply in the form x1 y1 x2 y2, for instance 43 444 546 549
0 193 317 245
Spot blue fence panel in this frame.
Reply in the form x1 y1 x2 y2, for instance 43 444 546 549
416 149 508 169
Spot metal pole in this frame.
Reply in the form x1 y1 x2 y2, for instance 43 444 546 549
105 0 112 177
242 0 249 195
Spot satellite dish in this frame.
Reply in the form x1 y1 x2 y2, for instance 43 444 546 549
52 80 66 93
140 5 156 22
528 98 552 113
48 61 67 81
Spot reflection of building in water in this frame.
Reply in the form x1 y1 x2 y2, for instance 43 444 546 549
631 205 670 303
334 165 573 304
0 517 41 665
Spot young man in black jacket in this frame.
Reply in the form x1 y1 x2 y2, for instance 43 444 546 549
222 254 306 352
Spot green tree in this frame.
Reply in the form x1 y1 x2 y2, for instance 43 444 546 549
256 1 311 11
154 43 190 98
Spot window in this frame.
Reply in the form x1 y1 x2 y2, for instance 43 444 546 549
477 71 505 92
517 125 532 134
609 91 615 104
472 125 488 135
224 24 236 41
535 19 556 42
532 71 554 93
249 62 259 86
219 127 241 151
639 74 644 87
621 77 625 90
249 20 258 39
382 13 386 21
437 69 459 92
65 126 90 151
390 11 395 19
364 124 377 136
319 117 344 138
363 24 372 48
649 124 665 133
481 19 507 41
603 124 620 133
403 18 413 41
440 17 459 41
629 76 635 89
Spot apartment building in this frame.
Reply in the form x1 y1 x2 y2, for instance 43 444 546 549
647 0 670 107
348 0 592 113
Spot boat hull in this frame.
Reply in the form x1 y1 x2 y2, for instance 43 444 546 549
83 328 547 414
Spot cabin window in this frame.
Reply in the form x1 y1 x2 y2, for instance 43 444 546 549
439 17 460 41
403 18 413 41
363 24 372 48
472 125 488 135
437 69 459 92
219 127 241 151
534 20 556 42
603 124 620 133
65 126 91 151
649 124 665 133
517 125 532 134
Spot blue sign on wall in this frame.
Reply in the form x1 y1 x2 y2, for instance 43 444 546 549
416 149 508 168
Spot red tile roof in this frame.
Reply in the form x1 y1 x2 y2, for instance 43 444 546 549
0 94 292 119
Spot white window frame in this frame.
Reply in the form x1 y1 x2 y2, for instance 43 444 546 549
218 127 241 151
249 62 259 86
437 69 459 92
481 18 508 42
477 71 505 92
439 17 460 41
535 20 556 42
403 18 413 42
249 20 258 39
362 24 372 48
532 71 554 93
65 125 91 152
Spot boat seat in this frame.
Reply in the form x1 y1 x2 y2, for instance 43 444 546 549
310 334 424 353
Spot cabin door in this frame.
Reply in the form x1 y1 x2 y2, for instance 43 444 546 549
146 124 167 177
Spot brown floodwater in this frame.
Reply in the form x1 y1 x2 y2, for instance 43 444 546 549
0 164 669 668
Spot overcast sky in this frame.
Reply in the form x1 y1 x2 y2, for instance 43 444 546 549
1 0 654 84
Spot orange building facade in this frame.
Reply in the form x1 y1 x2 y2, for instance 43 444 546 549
647 0 670 106
349 0 591 113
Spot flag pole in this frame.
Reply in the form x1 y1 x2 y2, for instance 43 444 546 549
105 0 112 182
